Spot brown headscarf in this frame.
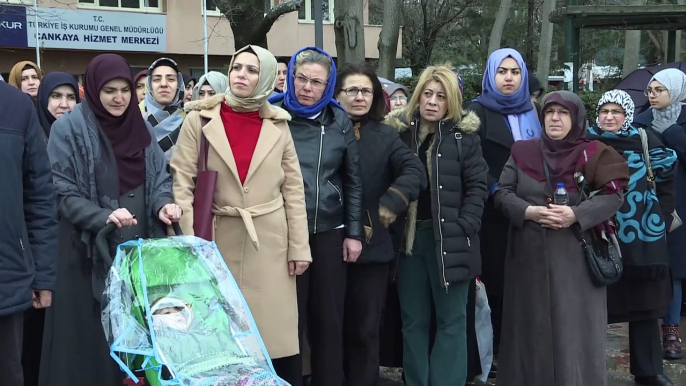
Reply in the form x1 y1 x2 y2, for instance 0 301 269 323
511 91 628 193
8 60 42 90
83 54 151 194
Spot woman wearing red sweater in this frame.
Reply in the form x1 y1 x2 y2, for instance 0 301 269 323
170 45 312 386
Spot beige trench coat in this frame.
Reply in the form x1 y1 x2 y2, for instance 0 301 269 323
170 94 311 359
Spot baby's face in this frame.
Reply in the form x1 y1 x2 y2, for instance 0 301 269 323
152 306 191 331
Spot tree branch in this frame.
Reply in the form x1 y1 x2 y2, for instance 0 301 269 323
253 0 303 40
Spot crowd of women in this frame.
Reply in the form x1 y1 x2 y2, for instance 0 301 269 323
4 43 686 386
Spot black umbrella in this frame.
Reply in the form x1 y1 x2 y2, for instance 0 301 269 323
613 62 686 114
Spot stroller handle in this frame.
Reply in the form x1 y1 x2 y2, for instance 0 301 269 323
95 221 183 268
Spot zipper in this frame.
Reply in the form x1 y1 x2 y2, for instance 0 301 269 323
435 122 449 292
19 238 25 251
328 180 343 205
467 237 471 247
313 124 325 233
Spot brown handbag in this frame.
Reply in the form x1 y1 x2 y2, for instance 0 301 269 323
193 121 218 241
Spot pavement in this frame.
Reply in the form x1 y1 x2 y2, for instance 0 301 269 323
379 317 686 385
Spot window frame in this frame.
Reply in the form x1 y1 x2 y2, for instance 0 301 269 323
2 0 32 4
298 0 334 24
77 0 163 13
202 0 222 17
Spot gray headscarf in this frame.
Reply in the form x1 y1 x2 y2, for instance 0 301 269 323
192 71 229 101
649 69 686 133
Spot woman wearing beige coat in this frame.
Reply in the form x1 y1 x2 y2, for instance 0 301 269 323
170 45 311 386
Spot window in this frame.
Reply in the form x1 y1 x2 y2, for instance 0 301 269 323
78 0 161 11
2 0 32 4
202 0 221 16
298 0 333 23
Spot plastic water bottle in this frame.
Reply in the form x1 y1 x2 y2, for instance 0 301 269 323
553 183 569 205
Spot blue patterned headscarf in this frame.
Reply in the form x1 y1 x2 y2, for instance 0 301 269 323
475 48 541 141
595 90 635 133
268 46 342 118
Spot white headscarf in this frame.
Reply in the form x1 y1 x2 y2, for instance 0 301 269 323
192 71 229 101
649 69 686 129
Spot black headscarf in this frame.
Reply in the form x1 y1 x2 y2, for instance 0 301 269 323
36 72 80 137
84 54 151 194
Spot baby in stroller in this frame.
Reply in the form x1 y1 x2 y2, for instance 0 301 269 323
101 231 288 386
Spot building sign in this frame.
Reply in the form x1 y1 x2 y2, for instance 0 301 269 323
0 6 28 48
0 5 166 52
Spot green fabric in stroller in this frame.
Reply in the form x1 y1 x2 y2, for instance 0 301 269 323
102 235 289 386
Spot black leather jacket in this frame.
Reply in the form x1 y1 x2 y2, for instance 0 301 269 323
275 102 364 239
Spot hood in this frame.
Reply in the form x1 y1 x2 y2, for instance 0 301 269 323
184 93 291 121
383 108 481 135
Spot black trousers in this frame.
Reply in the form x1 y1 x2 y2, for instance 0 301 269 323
272 354 303 386
0 312 24 386
344 262 389 386
297 228 346 386
629 319 664 377
22 308 44 386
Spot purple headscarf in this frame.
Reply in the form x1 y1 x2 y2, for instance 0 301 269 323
476 48 541 141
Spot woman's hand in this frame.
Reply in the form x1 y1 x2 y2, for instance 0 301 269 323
343 238 362 263
524 205 564 229
289 261 310 276
158 203 183 225
106 208 137 228
547 204 578 228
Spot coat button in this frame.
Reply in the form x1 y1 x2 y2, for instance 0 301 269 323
443 251 447 255
243 187 250 193
439 185 443 189
129 193 134 198
438 153 442 157
441 218 445 222
134 235 140 238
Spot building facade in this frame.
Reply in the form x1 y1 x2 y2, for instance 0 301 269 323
0 0 401 79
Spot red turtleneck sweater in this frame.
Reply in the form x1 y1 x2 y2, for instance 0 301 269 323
220 103 262 185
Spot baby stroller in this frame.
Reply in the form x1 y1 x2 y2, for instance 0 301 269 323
97 223 289 386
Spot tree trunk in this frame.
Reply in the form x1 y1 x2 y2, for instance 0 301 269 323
535 0 555 86
334 0 366 65
488 0 513 56
377 0 402 80
218 0 302 51
525 0 535 68
622 0 645 77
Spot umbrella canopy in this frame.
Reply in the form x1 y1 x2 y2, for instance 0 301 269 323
614 62 686 114
378 76 393 87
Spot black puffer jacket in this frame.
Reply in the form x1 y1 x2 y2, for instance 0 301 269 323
274 101 364 239
0 82 57 316
384 109 488 287
356 118 427 264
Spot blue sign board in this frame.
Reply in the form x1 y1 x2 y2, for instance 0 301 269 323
0 5 28 48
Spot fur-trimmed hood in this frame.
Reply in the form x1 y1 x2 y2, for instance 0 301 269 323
184 93 291 121
383 108 480 135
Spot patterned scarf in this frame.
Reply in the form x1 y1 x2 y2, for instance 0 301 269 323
595 90 634 133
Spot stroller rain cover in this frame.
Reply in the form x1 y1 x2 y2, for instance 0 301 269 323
102 235 289 386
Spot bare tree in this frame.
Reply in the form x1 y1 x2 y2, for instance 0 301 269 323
334 0 366 65
402 0 475 74
535 0 555 85
377 0 402 80
488 0 513 55
215 0 303 50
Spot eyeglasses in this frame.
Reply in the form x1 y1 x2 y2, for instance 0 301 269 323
294 74 328 90
544 108 570 117
598 109 625 117
390 96 408 103
342 87 373 97
645 87 667 97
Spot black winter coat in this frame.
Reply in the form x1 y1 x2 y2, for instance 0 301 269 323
384 109 488 287
356 119 427 264
275 102 364 239
0 82 57 317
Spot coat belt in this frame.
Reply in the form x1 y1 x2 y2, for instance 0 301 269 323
212 194 284 251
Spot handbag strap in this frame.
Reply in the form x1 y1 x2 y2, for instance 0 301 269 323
198 117 210 172
637 127 656 190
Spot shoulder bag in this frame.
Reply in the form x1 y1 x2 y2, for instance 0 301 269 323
193 118 218 241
